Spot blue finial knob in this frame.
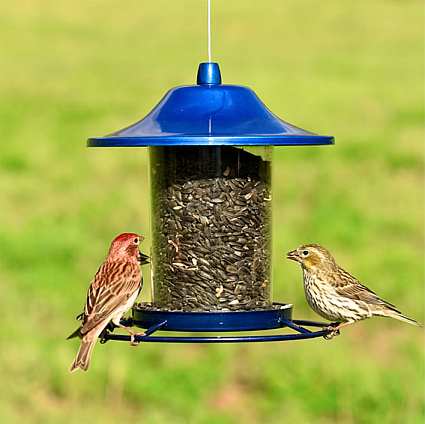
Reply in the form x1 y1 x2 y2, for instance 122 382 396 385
197 62 222 85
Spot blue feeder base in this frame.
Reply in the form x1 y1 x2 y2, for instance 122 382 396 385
100 303 333 343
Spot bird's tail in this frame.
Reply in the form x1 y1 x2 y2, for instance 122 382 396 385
70 338 96 372
383 308 421 327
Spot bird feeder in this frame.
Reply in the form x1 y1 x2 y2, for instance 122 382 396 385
88 62 335 343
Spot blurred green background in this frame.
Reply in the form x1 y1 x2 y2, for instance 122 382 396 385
0 1 424 423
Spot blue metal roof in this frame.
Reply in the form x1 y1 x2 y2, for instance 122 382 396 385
87 63 334 147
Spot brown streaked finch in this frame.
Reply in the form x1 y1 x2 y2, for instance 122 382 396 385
68 232 149 372
287 244 420 339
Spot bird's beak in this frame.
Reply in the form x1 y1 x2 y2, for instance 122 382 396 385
138 251 150 265
286 250 299 262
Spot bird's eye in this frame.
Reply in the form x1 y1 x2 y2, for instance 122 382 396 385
302 250 309 256
134 238 139 245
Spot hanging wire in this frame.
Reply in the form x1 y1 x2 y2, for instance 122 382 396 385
207 0 212 62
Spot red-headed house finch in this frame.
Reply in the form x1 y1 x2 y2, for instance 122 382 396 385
68 233 148 372
287 244 420 338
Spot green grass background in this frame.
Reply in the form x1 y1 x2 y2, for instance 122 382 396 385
0 1 424 423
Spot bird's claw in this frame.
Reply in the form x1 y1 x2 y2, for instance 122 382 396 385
129 332 146 346
323 325 340 340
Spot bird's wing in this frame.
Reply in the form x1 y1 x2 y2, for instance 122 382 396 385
335 268 397 309
80 261 141 335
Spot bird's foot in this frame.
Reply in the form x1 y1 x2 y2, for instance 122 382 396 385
129 332 146 346
323 329 340 340
114 323 144 345
323 323 341 340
